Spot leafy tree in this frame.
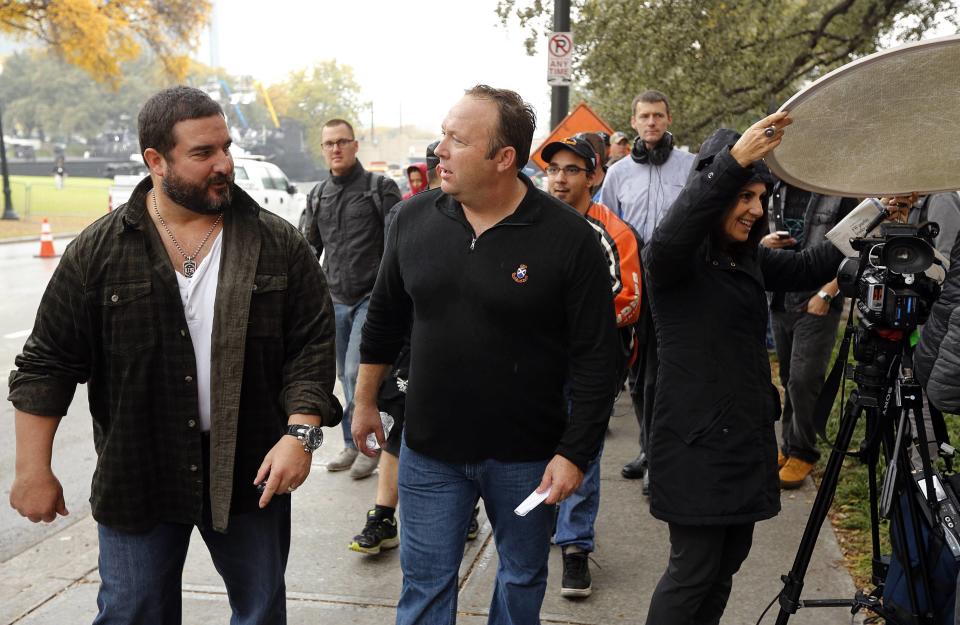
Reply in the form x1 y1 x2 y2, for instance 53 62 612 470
0 50 362 170
0 50 154 141
266 60 365 157
0 0 211 84
0 50 274 150
498 0 957 144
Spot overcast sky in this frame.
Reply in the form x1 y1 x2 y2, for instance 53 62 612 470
199 0 553 133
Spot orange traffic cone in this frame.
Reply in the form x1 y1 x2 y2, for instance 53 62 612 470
35 218 59 258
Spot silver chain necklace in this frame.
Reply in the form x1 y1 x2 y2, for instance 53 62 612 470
152 190 222 278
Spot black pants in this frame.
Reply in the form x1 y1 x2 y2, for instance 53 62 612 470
771 308 842 464
645 522 755 625
630 313 659 453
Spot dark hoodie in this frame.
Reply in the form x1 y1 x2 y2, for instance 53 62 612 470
403 163 429 200
687 128 776 256
641 127 842 525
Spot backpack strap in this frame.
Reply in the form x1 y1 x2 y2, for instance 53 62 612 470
367 171 384 215
301 179 327 256
303 179 326 232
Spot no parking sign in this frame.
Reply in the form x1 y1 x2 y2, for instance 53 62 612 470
547 32 573 86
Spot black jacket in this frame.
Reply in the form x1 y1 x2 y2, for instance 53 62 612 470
304 162 401 305
9 177 341 532
643 145 842 525
916 228 960 412
359 176 620 471
767 182 856 312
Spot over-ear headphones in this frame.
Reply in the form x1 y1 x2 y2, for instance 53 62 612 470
631 131 674 166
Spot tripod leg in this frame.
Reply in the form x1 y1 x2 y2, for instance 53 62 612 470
863 413 886 586
775 394 864 625
891 401 937 622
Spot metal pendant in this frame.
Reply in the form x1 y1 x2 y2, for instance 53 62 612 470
183 259 197 278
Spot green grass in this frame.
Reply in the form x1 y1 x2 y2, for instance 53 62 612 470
6 175 111 218
0 176 111 239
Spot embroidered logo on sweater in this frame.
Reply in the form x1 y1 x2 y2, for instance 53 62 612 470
512 264 529 284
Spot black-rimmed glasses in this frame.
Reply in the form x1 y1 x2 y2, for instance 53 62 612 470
321 138 355 150
545 165 590 176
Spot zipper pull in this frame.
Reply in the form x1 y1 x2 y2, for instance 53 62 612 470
470 237 477 251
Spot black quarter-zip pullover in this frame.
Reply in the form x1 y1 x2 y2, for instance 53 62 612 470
360 175 620 470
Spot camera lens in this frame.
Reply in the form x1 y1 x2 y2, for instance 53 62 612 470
882 237 933 275
893 247 914 262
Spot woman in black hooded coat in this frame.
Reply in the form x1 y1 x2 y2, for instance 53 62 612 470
641 113 844 625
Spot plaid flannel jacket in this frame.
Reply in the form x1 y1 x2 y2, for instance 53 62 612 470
8 177 342 533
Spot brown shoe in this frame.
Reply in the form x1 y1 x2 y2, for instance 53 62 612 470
778 450 788 469
779 458 815 489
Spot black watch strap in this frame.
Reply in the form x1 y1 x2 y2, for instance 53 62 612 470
286 424 323 453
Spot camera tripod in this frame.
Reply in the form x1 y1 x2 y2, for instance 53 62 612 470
773 328 941 625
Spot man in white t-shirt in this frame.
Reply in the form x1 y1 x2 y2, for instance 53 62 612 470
9 86 342 624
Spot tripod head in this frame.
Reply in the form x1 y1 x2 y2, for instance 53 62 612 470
848 323 904 408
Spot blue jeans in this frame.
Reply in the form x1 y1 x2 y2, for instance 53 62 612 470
334 296 369 448
397 440 554 625
554 441 603 552
93 497 291 625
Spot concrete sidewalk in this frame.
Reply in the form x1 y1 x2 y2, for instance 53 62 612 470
0 395 862 624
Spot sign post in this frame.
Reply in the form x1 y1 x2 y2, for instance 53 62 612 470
548 0 571 129
0 101 17 221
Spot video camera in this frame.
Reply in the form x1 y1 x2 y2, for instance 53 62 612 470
836 219 943 331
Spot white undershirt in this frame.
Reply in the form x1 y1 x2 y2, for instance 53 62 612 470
175 231 223 432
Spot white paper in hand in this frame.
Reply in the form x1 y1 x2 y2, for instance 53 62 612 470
514 487 551 517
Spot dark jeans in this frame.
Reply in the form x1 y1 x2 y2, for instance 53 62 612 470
645 522 755 625
93 497 291 625
772 308 842 463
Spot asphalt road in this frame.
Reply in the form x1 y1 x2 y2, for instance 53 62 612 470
0 238 95 563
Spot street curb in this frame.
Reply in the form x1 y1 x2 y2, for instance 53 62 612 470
0 233 80 245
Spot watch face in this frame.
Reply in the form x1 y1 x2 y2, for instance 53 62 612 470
306 428 323 449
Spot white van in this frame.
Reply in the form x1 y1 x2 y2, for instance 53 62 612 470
232 158 307 227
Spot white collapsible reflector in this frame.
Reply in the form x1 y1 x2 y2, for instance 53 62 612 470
766 35 960 197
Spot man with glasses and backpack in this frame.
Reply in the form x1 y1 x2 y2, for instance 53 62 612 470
302 119 401 480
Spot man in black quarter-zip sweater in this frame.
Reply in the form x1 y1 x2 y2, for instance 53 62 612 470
350 85 619 625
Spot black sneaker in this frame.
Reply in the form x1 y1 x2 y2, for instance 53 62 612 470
466 506 480 541
621 452 646 479
561 548 592 598
349 509 399 555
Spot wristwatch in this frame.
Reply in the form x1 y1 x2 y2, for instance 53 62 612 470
286 424 323 453
817 290 834 302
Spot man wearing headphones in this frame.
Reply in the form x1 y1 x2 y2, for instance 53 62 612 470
600 90 695 240
599 90 695 487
